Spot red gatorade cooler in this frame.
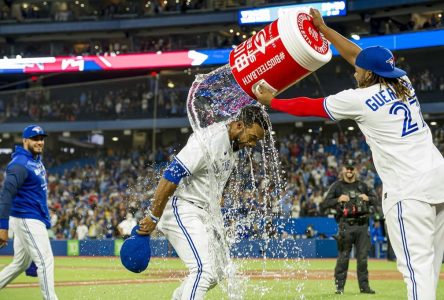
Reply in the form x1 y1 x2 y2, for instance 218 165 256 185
229 9 332 98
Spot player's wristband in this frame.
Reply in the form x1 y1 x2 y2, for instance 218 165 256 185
148 210 160 224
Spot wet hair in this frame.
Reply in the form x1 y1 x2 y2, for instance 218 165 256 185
236 105 270 132
361 73 411 102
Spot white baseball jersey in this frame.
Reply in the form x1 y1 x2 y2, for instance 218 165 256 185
173 122 236 209
324 76 444 214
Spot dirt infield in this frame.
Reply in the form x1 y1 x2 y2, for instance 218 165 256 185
10 269 439 289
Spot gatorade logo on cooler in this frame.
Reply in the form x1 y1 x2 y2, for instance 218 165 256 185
297 13 329 55
253 30 267 55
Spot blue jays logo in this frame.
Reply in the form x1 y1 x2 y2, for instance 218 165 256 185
386 57 395 68
32 126 43 133
222 160 231 171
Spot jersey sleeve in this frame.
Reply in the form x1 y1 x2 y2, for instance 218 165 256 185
324 89 364 121
163 158 190 184
0 164 28 229
270 97 329 118
174 133 206 176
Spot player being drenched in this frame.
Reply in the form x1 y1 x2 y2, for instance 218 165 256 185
254 7 444 300
137 105 269 300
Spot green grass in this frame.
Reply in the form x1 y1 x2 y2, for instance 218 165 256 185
0 256 443 300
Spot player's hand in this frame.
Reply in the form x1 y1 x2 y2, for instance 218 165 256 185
359 194 369 201
253 84 274 106
137 217 157 236
0 229 8 248
309 8 327 32
338 195 350 202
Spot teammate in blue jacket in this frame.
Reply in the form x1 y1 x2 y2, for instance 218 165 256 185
0 125 58 300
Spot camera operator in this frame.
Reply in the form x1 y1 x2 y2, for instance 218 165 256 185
321 160 380 295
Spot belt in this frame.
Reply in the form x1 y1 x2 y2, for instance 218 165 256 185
172 196 205 210
184 199 205 210
341 218 368 226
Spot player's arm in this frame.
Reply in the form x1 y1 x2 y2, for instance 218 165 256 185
310 8 362 67
0 164 28 248
137 158 188 235
253 85 329 118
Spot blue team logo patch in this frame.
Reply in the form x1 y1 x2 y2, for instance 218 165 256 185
222 160 231 171
32 126 43 133
386 57 394 69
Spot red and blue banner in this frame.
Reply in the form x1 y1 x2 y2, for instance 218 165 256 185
0 49 230 74
0 28 443 74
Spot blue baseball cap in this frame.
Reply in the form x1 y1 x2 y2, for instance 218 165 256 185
22 125 48 139
120 225 151 273
355 46 406 78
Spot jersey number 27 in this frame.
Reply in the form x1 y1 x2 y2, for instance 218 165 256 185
389 98 425 137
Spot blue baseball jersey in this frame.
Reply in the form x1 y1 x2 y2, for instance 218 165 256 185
0 146 50 229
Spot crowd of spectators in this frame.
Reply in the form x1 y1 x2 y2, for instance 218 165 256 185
0 0 270 23
0 1 442 58
0 78 190 123
1 121 444 241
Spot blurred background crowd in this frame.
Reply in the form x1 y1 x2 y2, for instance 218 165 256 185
1 123 442 241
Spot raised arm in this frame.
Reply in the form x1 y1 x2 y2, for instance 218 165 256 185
310 8 362 67
253 85 329 119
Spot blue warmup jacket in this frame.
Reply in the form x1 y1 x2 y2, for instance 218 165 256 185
0 146 50 229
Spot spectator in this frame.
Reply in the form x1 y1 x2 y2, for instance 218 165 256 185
76 220 88 240
117 213 137 239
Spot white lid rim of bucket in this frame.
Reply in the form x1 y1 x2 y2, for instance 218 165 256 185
287 10 332 69
279 11 332 71
278 10 332 72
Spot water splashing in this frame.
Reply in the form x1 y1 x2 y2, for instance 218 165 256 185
186 64 287 299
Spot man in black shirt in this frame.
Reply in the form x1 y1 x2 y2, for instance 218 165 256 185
322 160 380 295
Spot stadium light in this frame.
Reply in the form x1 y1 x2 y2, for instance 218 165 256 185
351 34 361 40
238 1 347 25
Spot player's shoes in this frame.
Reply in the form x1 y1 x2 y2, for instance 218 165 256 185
360 288 376 294
335 289 344 295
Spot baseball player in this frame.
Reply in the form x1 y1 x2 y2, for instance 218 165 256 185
0 125 58 300
138 105 269 300
254 8 444 300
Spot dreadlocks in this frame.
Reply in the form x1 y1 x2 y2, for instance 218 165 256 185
360 72 412 102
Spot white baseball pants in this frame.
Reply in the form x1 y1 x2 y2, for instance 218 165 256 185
158 197 224 300
386 200 444 300
0 217 58 300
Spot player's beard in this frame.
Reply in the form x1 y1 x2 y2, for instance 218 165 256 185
344 171 356 183
356 77 366 88
28 143 44 156
232 139 240 152
231 131 244 152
